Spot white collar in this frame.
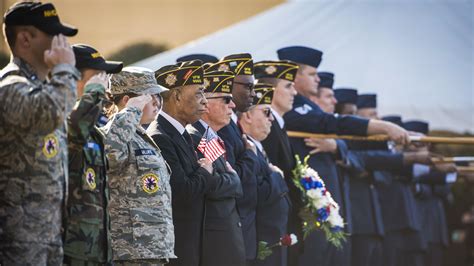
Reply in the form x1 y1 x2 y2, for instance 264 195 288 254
231 112 238 124
271 108 285 129
199 119 219 139
161 111 186 135
248 135 263 153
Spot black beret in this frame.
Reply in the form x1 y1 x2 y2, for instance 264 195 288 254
155 60 204 89
277 46 323 68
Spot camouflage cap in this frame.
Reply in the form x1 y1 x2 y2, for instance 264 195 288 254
253 83 274 105
110 66 168 95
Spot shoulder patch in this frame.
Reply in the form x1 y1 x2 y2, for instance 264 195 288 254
294 104 313 115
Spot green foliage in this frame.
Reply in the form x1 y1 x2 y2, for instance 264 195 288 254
257 241 273 260
108 42 169 66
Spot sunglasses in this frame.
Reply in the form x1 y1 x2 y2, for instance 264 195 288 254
262 107 272 118
234 81 255 91
206 95 233 104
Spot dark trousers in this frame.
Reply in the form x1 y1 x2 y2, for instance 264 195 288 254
298 230 350 266
383 231 424 266
424 243 444 266
351 235 383 266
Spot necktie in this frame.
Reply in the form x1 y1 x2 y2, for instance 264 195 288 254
182 131 198 159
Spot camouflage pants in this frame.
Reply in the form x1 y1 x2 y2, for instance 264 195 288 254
0 243 62 266
114 259 165 266
63 256 104 266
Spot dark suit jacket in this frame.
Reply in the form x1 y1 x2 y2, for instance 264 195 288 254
147 115 217 266
254 147 290 266
261 119 302 266
218 119 259 260
188 122 246 266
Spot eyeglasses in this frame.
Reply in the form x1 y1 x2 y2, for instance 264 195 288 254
234 81 255 91
206 95 233 104
262 107 272 118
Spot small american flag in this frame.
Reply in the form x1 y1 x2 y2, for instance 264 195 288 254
197 128 226 163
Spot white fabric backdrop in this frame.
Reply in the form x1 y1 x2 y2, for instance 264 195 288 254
135 0 473 133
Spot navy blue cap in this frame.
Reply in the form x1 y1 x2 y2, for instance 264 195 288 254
357 94 377 109
277 46 323 68
403 120 429 135
176 54 218 64
334 88 358 104
382 115 403 127
318 71 334 89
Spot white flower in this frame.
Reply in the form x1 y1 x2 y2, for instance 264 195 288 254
290 234 298 245
306 189 321 200
313 194 330 209
328 212 344 228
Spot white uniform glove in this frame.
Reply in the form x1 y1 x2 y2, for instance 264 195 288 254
85 72 108 89
126 94 153 111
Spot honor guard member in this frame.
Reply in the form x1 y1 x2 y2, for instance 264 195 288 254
63 44 123 265
239 84 290 266
276 46 410 266
177 53 219 64
310 71 338 113
404 120 454 266
0 2 79 265
254 61 301 265
206 53 260 262
335 89 386 266
148 60 217 266
103 67 175 265
188 70 246 266
365 115 424 266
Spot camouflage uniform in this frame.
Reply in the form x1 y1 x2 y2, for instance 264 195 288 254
0 57 79 265
63 83 112 265
101 68 175 265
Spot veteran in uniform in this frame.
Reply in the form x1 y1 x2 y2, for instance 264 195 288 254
148 60 216 266
276 46 410 266
206 54 261 263
189 69 246 266
102 67 174 265
63 44 123 265
240 84 291 266
0 2 79 265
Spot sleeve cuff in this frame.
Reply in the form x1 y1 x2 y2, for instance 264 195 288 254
51 63 81 80
413 163 431 178
445 172 457 183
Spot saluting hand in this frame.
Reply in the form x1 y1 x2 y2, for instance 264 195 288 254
44 34 75 68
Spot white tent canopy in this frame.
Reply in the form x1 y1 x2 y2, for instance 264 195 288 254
135 0 473 133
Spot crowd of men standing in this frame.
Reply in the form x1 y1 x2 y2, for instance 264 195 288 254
0 1 457 266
